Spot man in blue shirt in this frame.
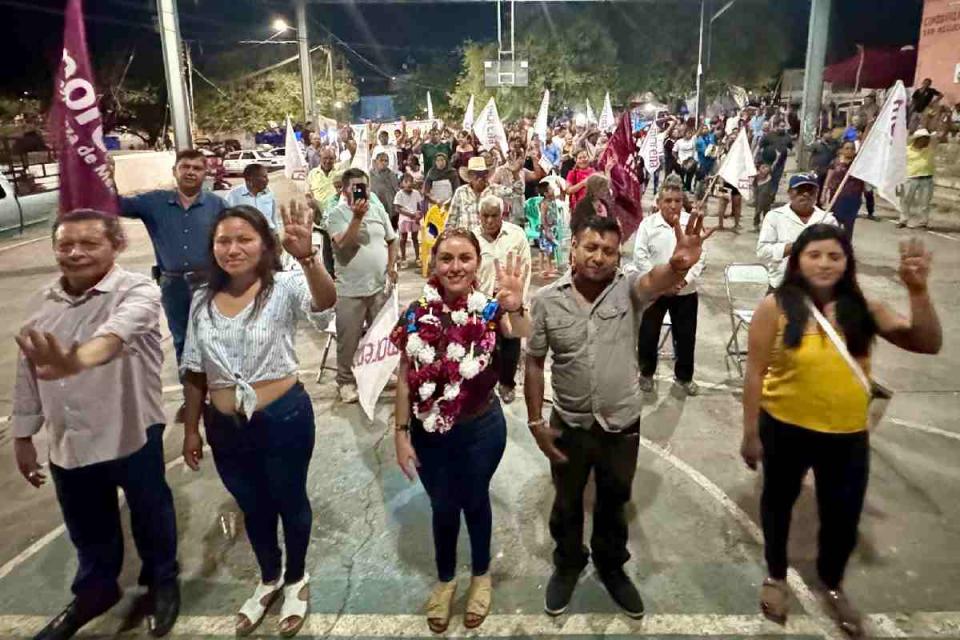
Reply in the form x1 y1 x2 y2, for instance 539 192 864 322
118 149 227 373
225 163 277 231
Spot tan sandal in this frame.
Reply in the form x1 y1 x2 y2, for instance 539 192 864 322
425 580 457 633
464 574 492 629
760 577 790 624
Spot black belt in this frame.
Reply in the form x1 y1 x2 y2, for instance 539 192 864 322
160 269 209 280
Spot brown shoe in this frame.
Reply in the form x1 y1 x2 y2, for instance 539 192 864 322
759 577 790 624
425 580 457 634
824 588 864 638
464 574 492 629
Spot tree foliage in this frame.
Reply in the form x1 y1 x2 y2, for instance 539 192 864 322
194 48 359 133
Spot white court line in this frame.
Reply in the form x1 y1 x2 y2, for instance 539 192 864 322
889 417 960 442
2 612 960 638
881 218 960 242
0 235 47 255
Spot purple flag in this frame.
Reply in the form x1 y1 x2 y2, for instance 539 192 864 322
48 0 118 215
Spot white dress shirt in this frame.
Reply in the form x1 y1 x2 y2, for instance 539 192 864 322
473 221 532 301
632 211 705 296
756 203 838 288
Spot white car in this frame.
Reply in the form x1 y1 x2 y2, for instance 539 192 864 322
0 172 59 235
223 150 282 175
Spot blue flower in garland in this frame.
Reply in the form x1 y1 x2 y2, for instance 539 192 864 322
406 309 418 333
482 300 500 322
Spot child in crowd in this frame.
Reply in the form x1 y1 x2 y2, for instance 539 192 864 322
394 173 424 268
538 186 560 278
753 162 775 231
405 156 424 189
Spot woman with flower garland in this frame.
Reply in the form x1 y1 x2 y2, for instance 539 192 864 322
390 228 530 633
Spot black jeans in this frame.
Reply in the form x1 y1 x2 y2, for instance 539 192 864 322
205 383 316 584
50 424 178 608
549 416 640 573
638 292 698 383
412 401 507 582
498 336 522 389
759 411 870 589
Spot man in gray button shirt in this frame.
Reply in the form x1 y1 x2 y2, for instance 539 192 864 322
524 214 712 619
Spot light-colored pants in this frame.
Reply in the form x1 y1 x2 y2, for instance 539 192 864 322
335 290 389 386
900 176 934 228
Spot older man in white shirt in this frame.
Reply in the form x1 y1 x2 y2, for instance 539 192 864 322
474 195 531 404
757 173 838 289
633 178 706 396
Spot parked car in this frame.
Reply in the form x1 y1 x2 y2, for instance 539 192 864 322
222 150 283 175
0 172 58 234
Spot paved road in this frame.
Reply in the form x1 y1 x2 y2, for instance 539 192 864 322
0 179 957 639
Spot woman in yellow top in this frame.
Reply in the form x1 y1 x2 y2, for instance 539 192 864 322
741 224 941 637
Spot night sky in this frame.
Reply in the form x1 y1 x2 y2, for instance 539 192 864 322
2 0 925 97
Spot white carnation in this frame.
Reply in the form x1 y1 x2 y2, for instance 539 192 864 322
422 410 440 433
451 310 469 326
423 285 441 303
442 382 461 400
418 381 437 400
417 344 436 364
446 342 467 361
405 333 425 357
467 291 488 313
459 357 482 380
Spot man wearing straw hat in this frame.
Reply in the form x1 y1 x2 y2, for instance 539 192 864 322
447 156 523 230
899 128 938 230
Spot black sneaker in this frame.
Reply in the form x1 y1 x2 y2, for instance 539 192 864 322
35 591 121 640
147 581 180 637
544 567 583 616
597 568 645 619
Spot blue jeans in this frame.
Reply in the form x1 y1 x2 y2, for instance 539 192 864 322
412 401 507 582
205 383 316 583
159 275 194 366
50 424 179 608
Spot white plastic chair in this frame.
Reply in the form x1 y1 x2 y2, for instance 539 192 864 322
724 264 770 376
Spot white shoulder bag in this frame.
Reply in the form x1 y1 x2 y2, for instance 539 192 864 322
806 300 893 430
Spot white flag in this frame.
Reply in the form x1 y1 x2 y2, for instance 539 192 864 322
283 115 308 180
586 99 596 125
849 80 908 211
427 91 434 121
533 89 550 143
462 95 475 131
351 289 401 421
350 124 370 170
718 128 757 194
638 122 661 171
472 97 509 156
598 92 615 133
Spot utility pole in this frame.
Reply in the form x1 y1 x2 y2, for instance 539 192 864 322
156 0 192 150
295 0 316 126
694 0 705 123
799 0 831 169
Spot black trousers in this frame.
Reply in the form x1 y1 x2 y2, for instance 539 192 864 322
759 411 870 589
498 336 522 389
50 425 179 609
549 416 640 573
638 292 698 383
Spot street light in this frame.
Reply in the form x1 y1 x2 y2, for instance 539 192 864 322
272 18 290 33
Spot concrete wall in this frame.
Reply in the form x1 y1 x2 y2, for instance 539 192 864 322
915 0 960 104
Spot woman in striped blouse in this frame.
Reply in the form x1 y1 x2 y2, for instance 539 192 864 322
180 203 336 637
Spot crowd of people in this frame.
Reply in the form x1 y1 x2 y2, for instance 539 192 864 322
9 84 950 640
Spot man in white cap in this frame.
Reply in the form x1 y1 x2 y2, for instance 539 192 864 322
447 156 522 230
900 128 938 229
757 172 838 290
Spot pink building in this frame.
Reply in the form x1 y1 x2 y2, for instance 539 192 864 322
914 0 960 104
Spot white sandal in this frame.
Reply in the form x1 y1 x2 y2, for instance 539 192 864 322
279 573 310 637
237 579 284 636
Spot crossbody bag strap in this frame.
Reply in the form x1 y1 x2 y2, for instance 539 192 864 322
805 299 872 395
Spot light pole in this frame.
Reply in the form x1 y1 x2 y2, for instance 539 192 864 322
156 0 192 150
294 0 316 127
799 0 831 169
695 0 738 123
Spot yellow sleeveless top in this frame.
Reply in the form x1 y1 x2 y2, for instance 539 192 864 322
761 316 870 434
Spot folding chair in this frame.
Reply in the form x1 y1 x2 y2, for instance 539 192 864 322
724 264 770 376
315 312 339 383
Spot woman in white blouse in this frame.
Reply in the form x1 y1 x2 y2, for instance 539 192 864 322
180 202 336 637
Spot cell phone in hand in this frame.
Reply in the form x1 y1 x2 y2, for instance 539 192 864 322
352 183 367 203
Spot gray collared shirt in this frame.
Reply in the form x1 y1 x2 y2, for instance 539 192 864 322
528 270 652 432
12 267 166 469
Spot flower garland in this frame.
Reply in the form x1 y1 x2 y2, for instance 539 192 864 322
390 277 500 434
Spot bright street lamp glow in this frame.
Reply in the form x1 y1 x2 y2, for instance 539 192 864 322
334 101 343 109
272 18 289 32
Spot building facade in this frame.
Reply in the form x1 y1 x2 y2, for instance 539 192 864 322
914 0 960 104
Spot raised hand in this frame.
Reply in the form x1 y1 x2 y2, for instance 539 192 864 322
281 198 316 259
898 238 932 293
15 329 82 380
494 251 528 312
668 213 715 273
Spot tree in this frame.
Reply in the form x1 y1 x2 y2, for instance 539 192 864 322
393 57 460 120
193 48 359 133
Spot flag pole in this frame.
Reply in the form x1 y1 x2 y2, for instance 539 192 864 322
824 170 853 213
